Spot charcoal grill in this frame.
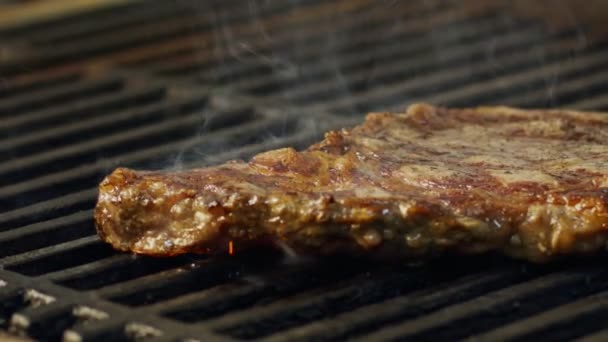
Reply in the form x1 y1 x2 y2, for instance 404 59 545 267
2 0 608 341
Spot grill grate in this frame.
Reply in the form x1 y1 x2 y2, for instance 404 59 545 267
2 0 608 341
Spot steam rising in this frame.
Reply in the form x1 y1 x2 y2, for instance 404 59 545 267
268 240 308 265
165 0 594 171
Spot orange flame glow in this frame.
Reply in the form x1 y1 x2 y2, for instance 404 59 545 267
228 241 234 255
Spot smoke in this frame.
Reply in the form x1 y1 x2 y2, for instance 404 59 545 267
166 1 418 168
166 0 309 170
170 105 214 171
540 0 589 107
274 239 315 265
164 0 594 170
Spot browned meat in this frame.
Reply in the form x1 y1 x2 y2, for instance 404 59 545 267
95 104 608 262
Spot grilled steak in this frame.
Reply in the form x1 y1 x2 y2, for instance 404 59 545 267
95 104 608 262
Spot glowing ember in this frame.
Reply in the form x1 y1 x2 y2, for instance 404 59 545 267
228 241 234 255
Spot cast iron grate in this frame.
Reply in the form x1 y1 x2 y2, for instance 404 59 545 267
1 0 608 341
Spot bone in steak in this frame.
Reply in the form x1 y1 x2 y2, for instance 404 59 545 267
95 104 608 262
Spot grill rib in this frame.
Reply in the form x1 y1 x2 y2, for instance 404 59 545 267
355 271 608 341
468 291 608 341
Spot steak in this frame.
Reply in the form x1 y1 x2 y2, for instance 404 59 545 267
95 104 608 262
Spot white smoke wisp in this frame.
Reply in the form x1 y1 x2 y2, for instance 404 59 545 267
274 239 314 265
218 0 299 85
540 0 589 107
169 105 213 171
169 0 310 171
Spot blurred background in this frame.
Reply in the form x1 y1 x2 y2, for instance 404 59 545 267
2 1 608 341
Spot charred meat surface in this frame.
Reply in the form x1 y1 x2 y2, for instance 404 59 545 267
95 104 608 262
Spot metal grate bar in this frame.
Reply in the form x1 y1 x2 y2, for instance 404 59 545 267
1 236 108 273
0 289 30 332
0 104 253 179
499 64 608 108
4 241 117 278
261 267 527 342
0 107 216 187
0 0 148 39
194 11 487 92
25 15 222 68
567 93 608 111
0 189 96 232
354 270 608 341
0 96 207 156
43 254 134 282
158 261 381 322
99 261 249 306
0 211 93 257
426 44 608 107
0 114 285 209
3 67 90 95
577 324 608 342
0 71 80 100
0 0 373 77
63 318 135 342
0 270 228 340
210 271 439 339
23 1 198 45
309 34 583 114
468 291 608 341
150 2 453 80
151 282 267 316
0 3 234 75
92 262 214 299
92 0 380 72
273 27 552 106
103 256 366 310
170 0 447 67
0 210 90 237
49 255 196 291
39 0 321 52
0 129 316 232
0 109 291 186
0 85 166 137
9 301 77 341
228 15 526 96
0 112 210 207
124 3 388 72
0 76 123 117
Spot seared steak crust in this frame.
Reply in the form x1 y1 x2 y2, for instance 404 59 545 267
95 104 608 262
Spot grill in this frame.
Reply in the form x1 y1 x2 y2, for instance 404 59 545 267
2 0 608 341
